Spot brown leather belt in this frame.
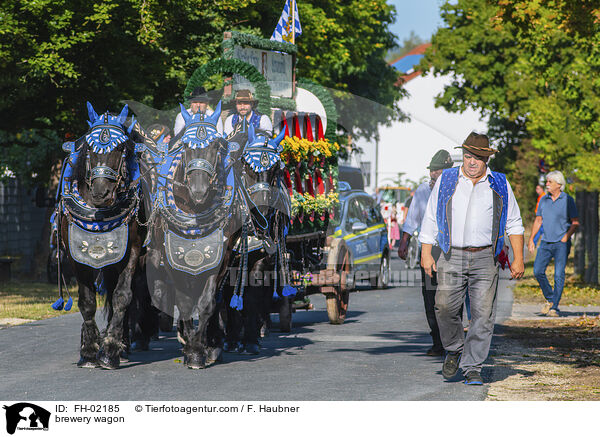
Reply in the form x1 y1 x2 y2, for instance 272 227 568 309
451 245 492 253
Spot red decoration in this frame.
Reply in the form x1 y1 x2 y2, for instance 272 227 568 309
293 114 302 139
315 169 325 194
316 115 325 141
304 115 314 141
281 113 290 138
283 168 293 196
294 167 304 194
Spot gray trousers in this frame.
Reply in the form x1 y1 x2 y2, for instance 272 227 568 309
435 247 499 374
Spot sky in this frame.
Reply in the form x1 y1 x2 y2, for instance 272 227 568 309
387 0 447 43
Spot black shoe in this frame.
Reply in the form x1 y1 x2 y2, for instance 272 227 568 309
442 351 461 379
426 346 444 357
464 370 483 385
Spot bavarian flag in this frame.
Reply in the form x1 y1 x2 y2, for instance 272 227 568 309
270 0 302 44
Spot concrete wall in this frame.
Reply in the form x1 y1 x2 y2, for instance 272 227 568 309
0 179 47 274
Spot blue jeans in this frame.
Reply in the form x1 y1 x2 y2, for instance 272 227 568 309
533 241 568 310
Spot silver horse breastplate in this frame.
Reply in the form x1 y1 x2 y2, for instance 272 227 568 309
164 228 224 275
68 222 129 268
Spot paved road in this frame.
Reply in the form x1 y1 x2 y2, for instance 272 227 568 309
0 257 513 401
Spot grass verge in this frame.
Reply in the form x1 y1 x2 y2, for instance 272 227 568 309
513 259 600 306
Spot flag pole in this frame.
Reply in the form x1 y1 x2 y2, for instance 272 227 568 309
291 0 296 44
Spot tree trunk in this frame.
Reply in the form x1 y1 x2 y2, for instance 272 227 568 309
574 190 586 277
584 191 598 284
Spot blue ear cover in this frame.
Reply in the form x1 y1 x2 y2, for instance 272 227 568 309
86 101 99 123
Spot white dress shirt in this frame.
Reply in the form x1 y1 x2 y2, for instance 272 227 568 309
419 166 524 247
224 112 273 137
402 181 432 236
173 108 224 137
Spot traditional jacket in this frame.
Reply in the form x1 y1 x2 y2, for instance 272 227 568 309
436 166 508 257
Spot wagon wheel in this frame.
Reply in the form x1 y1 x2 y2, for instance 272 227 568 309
325 239 352 325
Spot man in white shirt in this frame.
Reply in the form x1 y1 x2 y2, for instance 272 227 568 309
419 132 524 385
398 149 454 356
224 89 273 138
173 87 223 137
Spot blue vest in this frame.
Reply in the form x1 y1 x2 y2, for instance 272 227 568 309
232 111 262 131
436 166 508 257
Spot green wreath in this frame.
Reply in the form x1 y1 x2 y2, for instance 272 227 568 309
222 31 297 56
185 58 271 115
297 78 338 141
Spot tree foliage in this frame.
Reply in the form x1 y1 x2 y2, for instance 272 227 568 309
422 0 600 191
0 0 403 185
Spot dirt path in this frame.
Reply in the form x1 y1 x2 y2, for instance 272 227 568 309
487 315 600 400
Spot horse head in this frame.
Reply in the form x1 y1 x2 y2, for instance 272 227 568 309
178 101 225 207
78 102 135 208
240 124 285 220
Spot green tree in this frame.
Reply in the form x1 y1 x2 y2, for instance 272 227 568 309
0 0 403 185
422 0 600 282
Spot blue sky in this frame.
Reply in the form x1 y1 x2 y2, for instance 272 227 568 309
387 1 447 44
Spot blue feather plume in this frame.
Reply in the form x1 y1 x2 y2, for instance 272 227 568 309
282 285 297 297
272 290 280 300
51 297 65 311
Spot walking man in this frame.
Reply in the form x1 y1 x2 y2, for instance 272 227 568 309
419 132 525 385
527 171 579 317
398 149 454 356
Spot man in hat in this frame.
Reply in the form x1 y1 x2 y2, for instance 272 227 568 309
173 86 223 137
419 132 525 385
224 89 273 138
398 149 454 357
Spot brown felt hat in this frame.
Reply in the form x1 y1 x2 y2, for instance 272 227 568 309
234 89 257 104
456 132 496 157
189 87 210 103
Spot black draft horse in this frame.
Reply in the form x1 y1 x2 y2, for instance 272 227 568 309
145 102 241 369
223 124 291 354
57 103 145 369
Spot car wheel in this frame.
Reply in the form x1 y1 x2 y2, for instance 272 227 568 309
375 251 390 289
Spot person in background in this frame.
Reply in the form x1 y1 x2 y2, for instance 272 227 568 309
532 183 546 246
528 171 579 317
398 149 454 357
173 86 223 137
389 204 400 250
419 132 524 385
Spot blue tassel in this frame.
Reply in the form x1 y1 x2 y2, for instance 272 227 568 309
236 297 244 311
282 285 297 297
51 297 65 311
64 296 73 311
272 290 280 300
95 275 107 296
230 295 240 309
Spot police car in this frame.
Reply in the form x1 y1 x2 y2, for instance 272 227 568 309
329 181 390 288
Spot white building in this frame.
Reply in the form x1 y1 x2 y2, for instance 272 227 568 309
353 44 489 194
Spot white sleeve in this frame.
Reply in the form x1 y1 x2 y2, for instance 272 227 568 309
224 115 234 136
173 113 184 137
403 183 427 235
260 115 273 136
505 179 525 236
418 178 441 245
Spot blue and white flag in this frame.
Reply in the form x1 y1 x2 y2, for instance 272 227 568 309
270 0 302 44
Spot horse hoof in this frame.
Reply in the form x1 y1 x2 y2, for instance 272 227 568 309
77 356 98 368
131 341 149 352
242 343 260 355
206 348 223 365
97 351 120 370
184 353 205 369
